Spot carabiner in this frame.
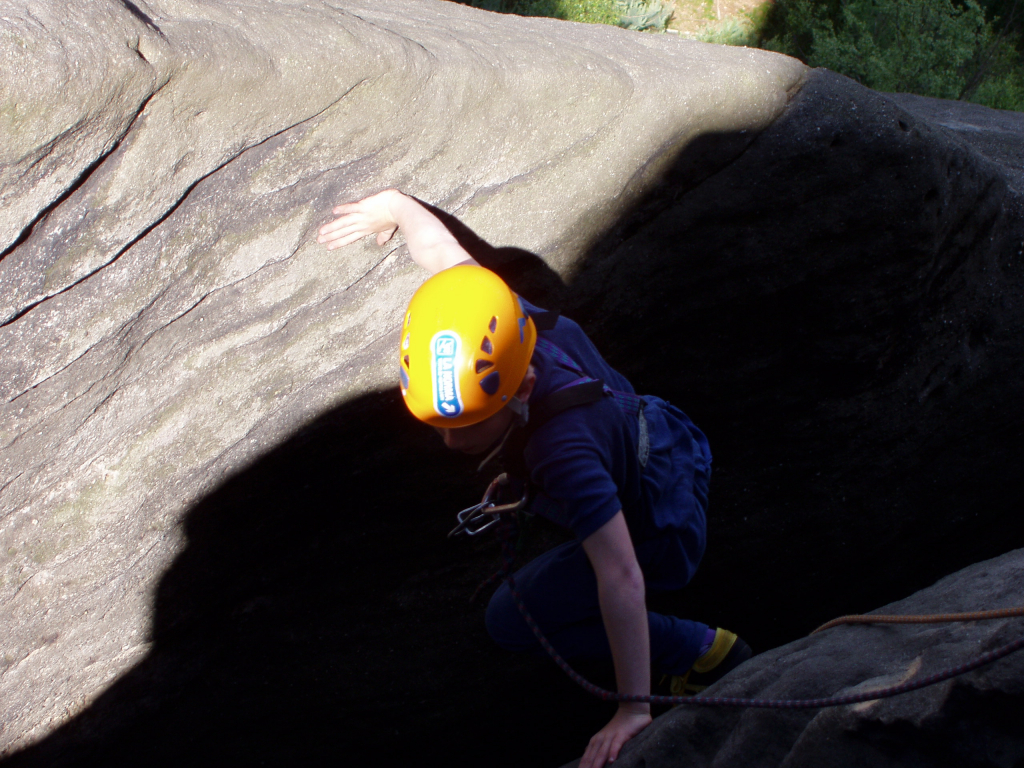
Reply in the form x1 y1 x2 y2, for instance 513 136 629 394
447 502 500 538
447 473 529 538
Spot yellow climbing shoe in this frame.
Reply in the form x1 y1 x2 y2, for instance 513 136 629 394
667 628 753 696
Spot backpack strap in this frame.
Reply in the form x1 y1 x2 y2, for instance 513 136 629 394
525 379 606 438
528 338 650 469
501 378 605 483
497 310 650 486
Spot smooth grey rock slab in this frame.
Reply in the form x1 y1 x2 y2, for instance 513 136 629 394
560 548 1024 768
0 0 806 753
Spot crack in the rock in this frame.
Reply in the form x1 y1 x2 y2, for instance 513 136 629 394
28 240 302 426
3 88 378 400
80 378 126 430
341 8 443 66
7 350 91 407
5 279 177 437
120 0 164 36
8 570 37 604
3 144 119 269
0 86 165 270
342 248 399 293
0 471 26 515
124 534 165 576
48 375 112 430
1 354 131 467
9 229 304 416
3 314 139 405
2 78 370 331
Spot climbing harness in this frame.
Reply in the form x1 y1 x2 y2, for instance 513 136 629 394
531 337 649 469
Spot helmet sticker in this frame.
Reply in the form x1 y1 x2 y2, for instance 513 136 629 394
430 331 464 418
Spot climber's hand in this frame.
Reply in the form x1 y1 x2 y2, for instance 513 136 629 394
580 704 652 768
318 189 400 250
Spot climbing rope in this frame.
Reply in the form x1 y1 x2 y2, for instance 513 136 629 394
811 606 1024 634
491 515 1024 709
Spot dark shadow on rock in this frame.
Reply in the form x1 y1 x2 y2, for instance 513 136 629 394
562 71 1024 646
421 199 572 309
2 389 612 767
5 69 1024 767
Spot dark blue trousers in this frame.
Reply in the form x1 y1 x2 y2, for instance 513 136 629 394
485 470 711 676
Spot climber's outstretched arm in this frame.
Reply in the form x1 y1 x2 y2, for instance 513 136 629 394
318 189 478 274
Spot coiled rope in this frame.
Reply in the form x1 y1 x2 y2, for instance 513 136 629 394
493 516 1024 709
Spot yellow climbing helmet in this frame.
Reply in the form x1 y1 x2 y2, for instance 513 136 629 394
399 265 537 427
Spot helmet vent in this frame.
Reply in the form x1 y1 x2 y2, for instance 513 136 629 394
403 355 410 368
479 371 501 395
475 359 493 374
480 337 493 355
488 316 498 333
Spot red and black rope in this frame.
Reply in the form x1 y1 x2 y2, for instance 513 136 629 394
494 515 1024 709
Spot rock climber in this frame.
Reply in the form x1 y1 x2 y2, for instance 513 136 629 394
318 189 751 767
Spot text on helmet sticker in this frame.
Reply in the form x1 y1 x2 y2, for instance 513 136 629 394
431 331 464 418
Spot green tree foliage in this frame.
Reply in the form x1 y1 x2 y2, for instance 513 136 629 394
761 0 1024 109
451 0 1024 110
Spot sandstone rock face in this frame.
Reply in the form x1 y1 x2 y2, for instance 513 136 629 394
891 92 1024 194
0 0 807 754
561 548 1024 768
5 1 1024 765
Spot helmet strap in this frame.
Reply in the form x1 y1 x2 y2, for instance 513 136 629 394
505 395 529 426
476 397 528 473
476 420 515 473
